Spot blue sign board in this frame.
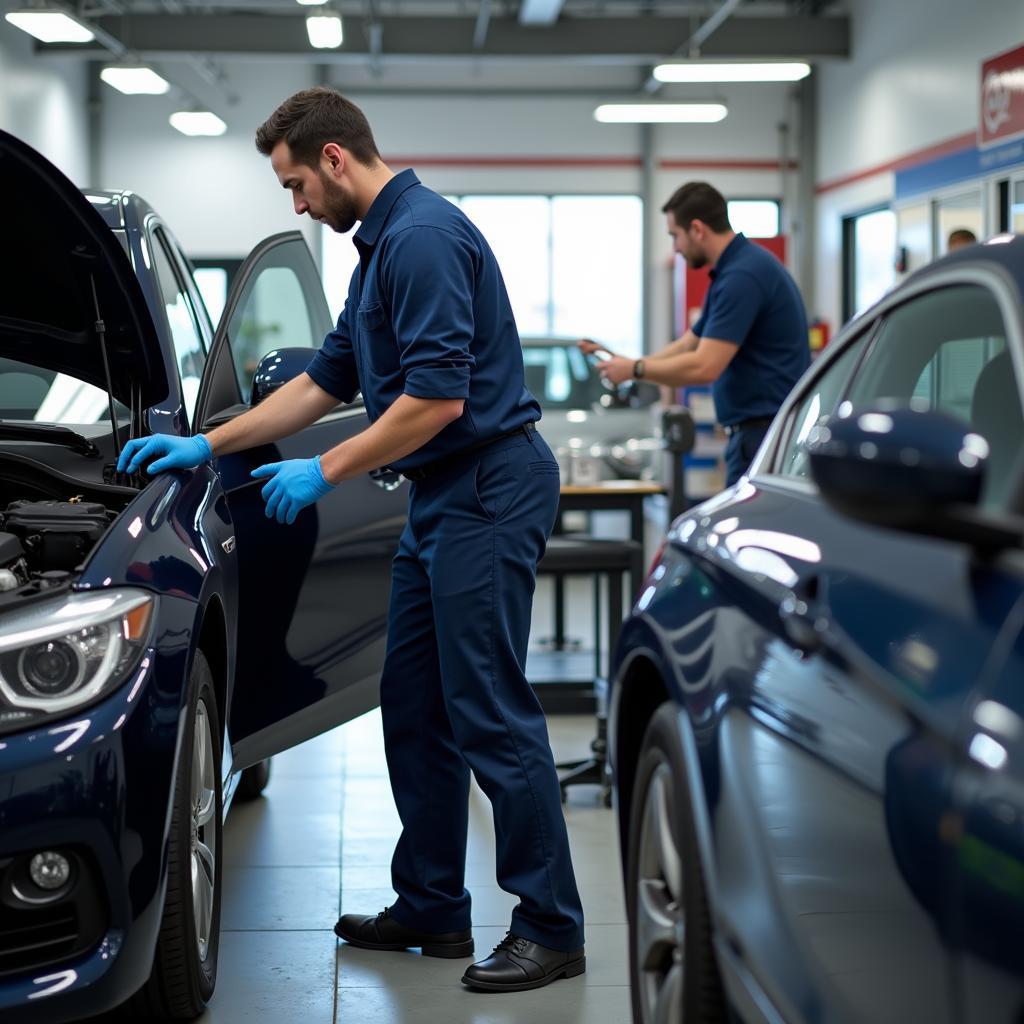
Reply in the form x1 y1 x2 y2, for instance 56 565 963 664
895 136 1024 199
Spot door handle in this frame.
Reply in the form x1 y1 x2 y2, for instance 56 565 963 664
369 467 405 492
779 593 829 654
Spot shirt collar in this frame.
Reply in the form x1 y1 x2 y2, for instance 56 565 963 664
709 232 747 279
354 169 420 248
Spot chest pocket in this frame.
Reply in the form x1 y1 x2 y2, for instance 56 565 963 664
357 301 401 377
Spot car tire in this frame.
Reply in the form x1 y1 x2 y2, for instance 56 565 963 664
128 649 223 1020
626 702 727 1024
234 758 272 801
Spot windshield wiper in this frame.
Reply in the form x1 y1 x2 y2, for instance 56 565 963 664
0 422 100 458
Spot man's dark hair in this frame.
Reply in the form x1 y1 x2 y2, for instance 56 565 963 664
661 182 731 233
255 86 381 167
947 228 977 247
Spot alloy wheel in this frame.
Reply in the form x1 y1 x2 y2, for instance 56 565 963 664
635 761 684 1023
190 698 217 963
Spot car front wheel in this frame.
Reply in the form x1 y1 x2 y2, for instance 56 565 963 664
129 649 223 1019
626 702 726 1024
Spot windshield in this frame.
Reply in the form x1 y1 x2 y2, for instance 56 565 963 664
522 341 657 410
0 357 128 427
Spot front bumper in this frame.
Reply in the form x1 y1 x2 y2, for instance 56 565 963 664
0 608 192 1023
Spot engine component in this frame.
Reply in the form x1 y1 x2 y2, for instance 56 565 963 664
3 500 109 572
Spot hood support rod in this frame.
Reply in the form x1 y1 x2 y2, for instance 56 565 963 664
89 274 123 460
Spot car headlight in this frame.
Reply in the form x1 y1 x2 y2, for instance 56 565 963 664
0 590 154 722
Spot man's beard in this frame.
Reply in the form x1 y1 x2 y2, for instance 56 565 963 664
318 173 359 233
685 249 707 270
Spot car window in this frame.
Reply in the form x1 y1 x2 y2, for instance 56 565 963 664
776 339 867 478
152 230 207 425
226 261 320 401
844 284 1022 510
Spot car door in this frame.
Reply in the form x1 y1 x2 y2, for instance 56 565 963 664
687 276 1024 1024
192 232 406 769
947 537 1024 1022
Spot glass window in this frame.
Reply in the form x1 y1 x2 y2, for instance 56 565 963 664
550 196 642 352
728 200 780 237
1012 180 1024 235
460 196 552 338
776 339 866 478
852 209 897 317
845 284 1021 509
231 267 316 396
193 267 229 329
323 195 645 357
152 231 206 424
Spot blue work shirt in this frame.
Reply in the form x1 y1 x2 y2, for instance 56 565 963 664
306 169 540 471
692 233 809 426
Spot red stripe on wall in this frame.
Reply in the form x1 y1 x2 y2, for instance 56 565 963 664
815 130 977 195
384 156 799 171
384 156 643 168
659 159 799 170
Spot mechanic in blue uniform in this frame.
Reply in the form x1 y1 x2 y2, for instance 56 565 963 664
117 87 585 994
583 181 809 486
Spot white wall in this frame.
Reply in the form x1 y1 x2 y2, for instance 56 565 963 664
99 65 796 353
814 0 1024 329
0 24 89 185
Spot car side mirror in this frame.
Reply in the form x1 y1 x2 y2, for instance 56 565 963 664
250 347 319 406
807 403 1021 549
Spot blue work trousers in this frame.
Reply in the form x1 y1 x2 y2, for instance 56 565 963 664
381 430 585 952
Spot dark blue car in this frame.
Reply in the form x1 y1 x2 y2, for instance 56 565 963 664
0 131 406 1020
610 235 1024 1024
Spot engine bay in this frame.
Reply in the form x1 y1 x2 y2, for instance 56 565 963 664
0 498 117 598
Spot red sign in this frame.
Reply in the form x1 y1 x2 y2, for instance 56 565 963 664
980 43 1024 148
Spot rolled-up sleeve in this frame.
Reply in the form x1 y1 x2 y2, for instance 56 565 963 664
306 300 361 403
381 226 476 400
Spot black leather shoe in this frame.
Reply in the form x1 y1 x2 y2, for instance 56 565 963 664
461 933 586 992
334 907 474 959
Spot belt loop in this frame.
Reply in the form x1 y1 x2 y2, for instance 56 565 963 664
523 423 535 443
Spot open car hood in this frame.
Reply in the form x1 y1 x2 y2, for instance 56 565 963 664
0 129 169 410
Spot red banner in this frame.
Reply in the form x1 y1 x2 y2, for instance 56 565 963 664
980 43 1024 148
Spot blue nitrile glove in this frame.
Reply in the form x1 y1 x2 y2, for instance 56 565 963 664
250 456 335 525
117 434 213 475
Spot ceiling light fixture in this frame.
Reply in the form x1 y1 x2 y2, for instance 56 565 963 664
594 103 728 124
306 14 343 48
169 111 227 137
653 62 811 83
4 10 94 43
100 66 170 95
296 0 328 7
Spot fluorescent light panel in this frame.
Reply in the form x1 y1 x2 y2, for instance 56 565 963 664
654 62 811 83
519 0 564 25
169 111 227 136
296 0 327 6
306 14 342 48
4 10 93 42
101 66 170 95
594 103 728 124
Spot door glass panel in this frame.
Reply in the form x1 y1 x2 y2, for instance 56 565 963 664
777 340 865 478
896 202 931 279
845 285 1021 509
224 243 326 401
727 199 780 237
152 230 206 423
853 209 897 316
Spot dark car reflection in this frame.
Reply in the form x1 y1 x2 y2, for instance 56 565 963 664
609 235 1024 1024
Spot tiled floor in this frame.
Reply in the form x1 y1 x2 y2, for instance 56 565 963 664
202 710 630 1024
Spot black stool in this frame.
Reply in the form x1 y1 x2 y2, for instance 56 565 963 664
535 535 644 805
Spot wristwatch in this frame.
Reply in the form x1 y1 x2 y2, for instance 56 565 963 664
633 359 645 379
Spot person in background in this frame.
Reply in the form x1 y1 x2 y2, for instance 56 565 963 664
581 181 809 487
947 228 978 252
